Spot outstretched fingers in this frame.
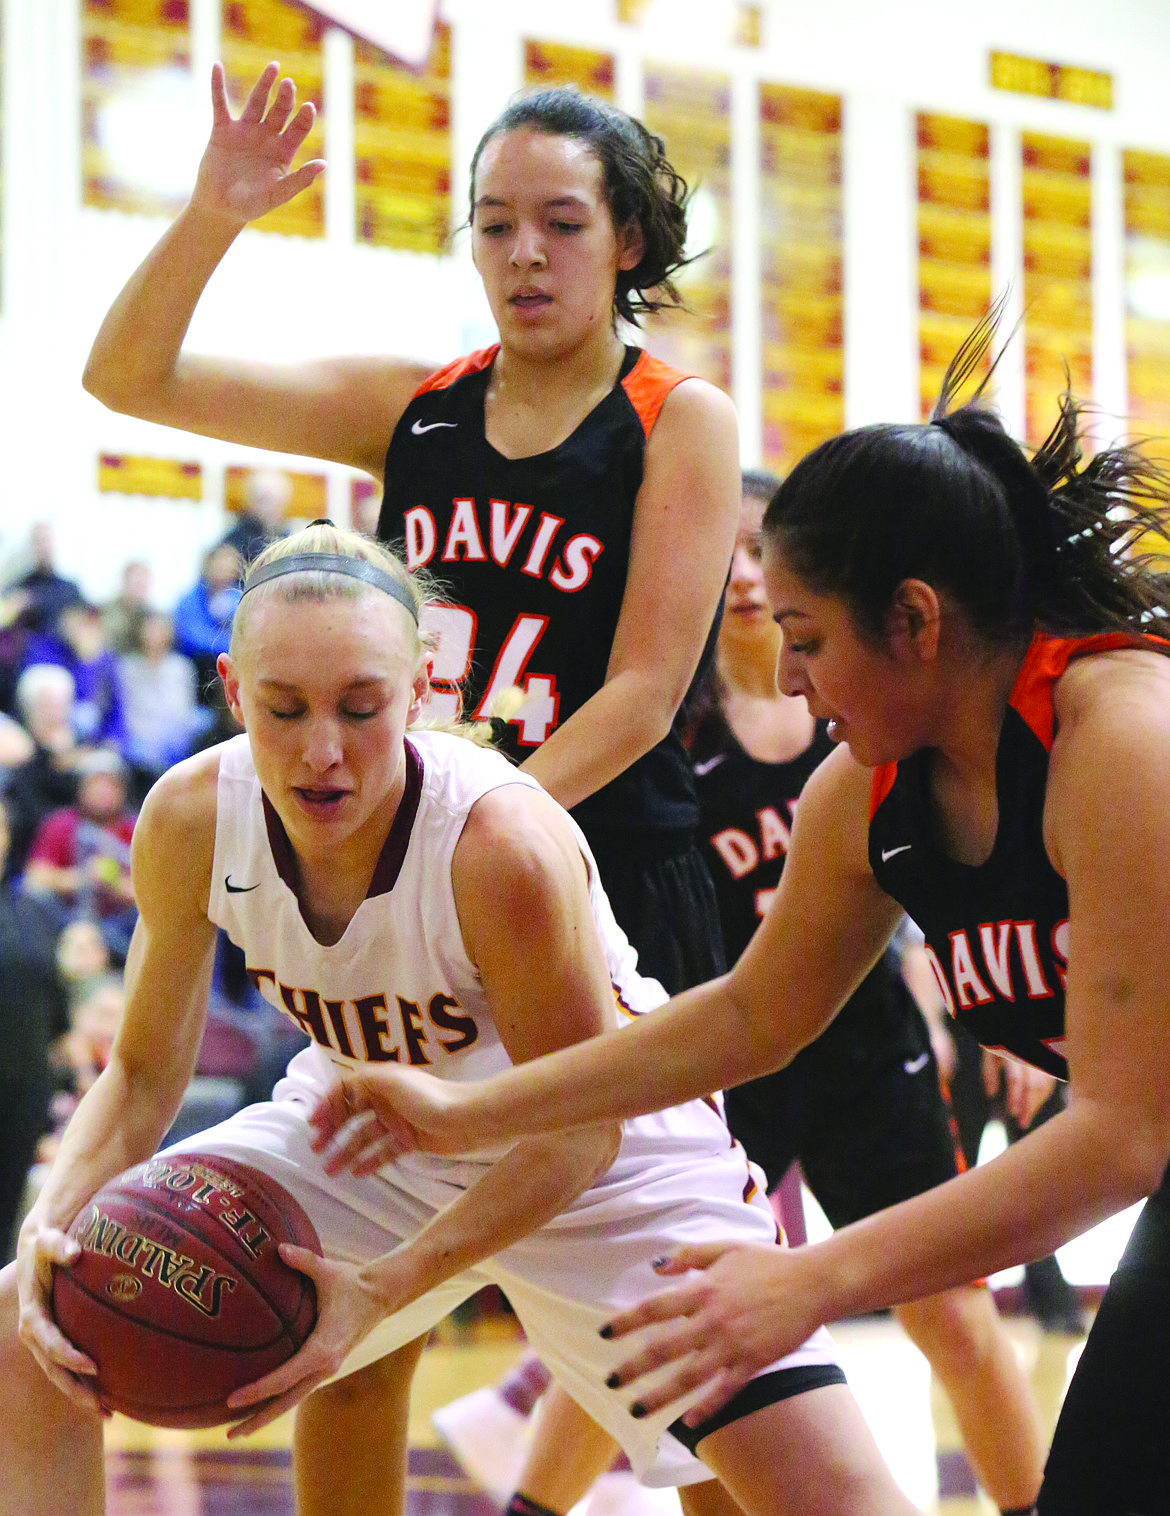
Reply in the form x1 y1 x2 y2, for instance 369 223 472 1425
238 61 281 124
597 1242 779 1424
210 60 233 124
309 1078 419 1175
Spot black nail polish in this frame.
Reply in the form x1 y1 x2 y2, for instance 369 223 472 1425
605 1372 621 1389
599 1323 613 1339
630 1402 647 1419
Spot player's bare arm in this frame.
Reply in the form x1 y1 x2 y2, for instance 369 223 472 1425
1045 647 1170 1195
232 785 623 1435
83 63 431 478
15 752 220 1409
521 380 740 810
311 746 902 1155
596 651 1170 1420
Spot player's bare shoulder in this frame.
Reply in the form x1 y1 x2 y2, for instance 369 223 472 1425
131 744 223 917
796 740 878 880
452 782 589 948
1052 642 1170 754
1046 642 1170 871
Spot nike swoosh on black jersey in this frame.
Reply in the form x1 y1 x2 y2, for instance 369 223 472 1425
411 419 458 435
225 876 261 893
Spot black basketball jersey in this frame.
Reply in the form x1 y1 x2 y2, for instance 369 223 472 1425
869 631 1167 1080
379 344 713 840
691 706 911 1070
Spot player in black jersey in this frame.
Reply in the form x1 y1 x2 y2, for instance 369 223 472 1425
687 471 1045 1515
315 312 1170 1516
83 62 736 1003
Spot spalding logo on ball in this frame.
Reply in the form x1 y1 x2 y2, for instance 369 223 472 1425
52 1153 320 1428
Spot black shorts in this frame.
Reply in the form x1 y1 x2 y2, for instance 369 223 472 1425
586 834 726 996
1038 1169 1170 1515
723 992 961 1226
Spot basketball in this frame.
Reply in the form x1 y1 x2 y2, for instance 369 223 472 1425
51 1153 320 1429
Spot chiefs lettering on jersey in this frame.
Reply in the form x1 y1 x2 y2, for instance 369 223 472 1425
248 970 478 1066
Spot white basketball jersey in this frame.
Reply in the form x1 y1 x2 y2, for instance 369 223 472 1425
208 729 674 1187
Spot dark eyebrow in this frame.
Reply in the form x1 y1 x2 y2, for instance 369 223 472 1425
473 194 592 211
772 609 811 624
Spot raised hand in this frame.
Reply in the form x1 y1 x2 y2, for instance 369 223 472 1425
192 62 326 228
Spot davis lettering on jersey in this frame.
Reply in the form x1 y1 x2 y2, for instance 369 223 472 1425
708 803 798 881
404 500 603 592
248 968 479 1065
924 918 1070 1014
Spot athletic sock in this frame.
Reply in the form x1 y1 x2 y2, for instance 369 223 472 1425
505 1494 563 1516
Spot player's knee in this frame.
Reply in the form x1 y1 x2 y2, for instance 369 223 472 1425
895 1284 998 1366
309 1337 428 1413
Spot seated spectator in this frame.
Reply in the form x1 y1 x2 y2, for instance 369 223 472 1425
3 665 85 880
23 750 137 963
0 590 33 718
173 543 243 699
117 611 212 800
101 559 152 656
3 522 81 638
0 712 34 772
39 973 125 1174
0 798 69 1263
22 601 125 749
219 467 291 565
54 917 111 1004
52 971 124 1102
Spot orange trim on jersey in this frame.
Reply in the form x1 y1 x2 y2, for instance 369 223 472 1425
869 763 898 822
621 349 694 437
413 346 499 398
1010 631 1169 751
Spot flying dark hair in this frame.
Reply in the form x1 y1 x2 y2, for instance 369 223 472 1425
764 299 1170 644
469 87 695 328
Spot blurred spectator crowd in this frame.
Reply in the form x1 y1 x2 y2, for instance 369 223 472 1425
0 484 318 1263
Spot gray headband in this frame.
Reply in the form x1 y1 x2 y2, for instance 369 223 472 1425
240 553 419 624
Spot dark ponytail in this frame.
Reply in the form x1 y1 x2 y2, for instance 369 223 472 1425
469 87 696 327
764 302 1170 643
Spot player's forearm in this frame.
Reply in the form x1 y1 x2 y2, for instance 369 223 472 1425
83 203 240 416
21 1057 186 1237
805 1099 1149 1322
455 977 782 1146
362 1126 621 1307
520 670 676 812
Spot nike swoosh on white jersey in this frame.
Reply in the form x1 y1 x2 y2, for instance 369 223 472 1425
693 754 727 776
881 844 912 861
902 1052 930 1075
411 419 458 435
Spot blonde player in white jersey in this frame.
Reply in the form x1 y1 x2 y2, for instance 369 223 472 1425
1 524 919 1516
